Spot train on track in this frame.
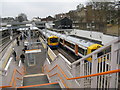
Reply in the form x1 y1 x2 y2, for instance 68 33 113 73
40 29 103 62
39 30 59 48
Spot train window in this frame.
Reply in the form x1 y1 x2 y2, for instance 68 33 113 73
78 47 85 55
65 41 74 49
97 52 104 57
105 47 111 53
84 50 87 55
50 38 58 43
91 49 96 52
91 49 104 57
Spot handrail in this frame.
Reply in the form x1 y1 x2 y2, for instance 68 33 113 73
45 65 69 88
48 65 57 72
10 68 24 87
17 82 58 88
10 69 16 86
0 86 12 88
67 69 120 80
16 69 23 76
16 77 22 80
48 65 68 79
21 67 26 74
44 64 120 81
49 73 69 88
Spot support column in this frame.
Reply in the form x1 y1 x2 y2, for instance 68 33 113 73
91 53 98 88
80 60 84 88
72 64 76 77
110 43 118 88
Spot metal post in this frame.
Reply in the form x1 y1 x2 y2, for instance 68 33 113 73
91 53 98 88
28 27 31 49
72 64 76 77
80 60 84 88
109 43 118 88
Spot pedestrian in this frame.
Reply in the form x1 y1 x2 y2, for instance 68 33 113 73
22 45 27 53
20 53 25 63
37 39 40 45
16 37 18 41
20 36 22 41
12 48 16 61
17 40 19 46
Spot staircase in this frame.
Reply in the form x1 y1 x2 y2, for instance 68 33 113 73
18 74 61 88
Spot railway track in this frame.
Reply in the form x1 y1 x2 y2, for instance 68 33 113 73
0 36 10 46
53 47 76 63
0 34 19 53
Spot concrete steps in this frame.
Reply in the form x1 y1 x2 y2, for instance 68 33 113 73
18 73 61 89
23 74 49 86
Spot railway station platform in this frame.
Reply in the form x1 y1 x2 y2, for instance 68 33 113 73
0 36 48 87
13 37 47 75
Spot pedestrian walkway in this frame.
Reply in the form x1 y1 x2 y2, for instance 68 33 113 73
13 37 47 75
13 40 25 65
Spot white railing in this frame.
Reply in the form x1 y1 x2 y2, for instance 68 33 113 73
71 37 120 88
43 37 120 88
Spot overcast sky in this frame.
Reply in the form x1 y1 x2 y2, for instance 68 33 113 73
0 0 115 20
0 0 89 20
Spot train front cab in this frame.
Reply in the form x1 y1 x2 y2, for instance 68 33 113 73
86 44 103 62
48 36 59 49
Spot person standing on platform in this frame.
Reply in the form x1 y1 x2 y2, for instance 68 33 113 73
20 36 22 41
22 45 27 53
20 53 25 63
17 40 19 46
16 37 18 41
12 48 16 61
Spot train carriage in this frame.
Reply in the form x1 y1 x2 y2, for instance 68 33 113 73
46 30 103 62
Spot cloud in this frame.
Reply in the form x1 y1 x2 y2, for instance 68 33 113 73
1 2 79 19
1 0 85 2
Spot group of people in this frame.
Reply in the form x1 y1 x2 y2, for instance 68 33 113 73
12 48 25 64
12 36 26 64
16 36 23 46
